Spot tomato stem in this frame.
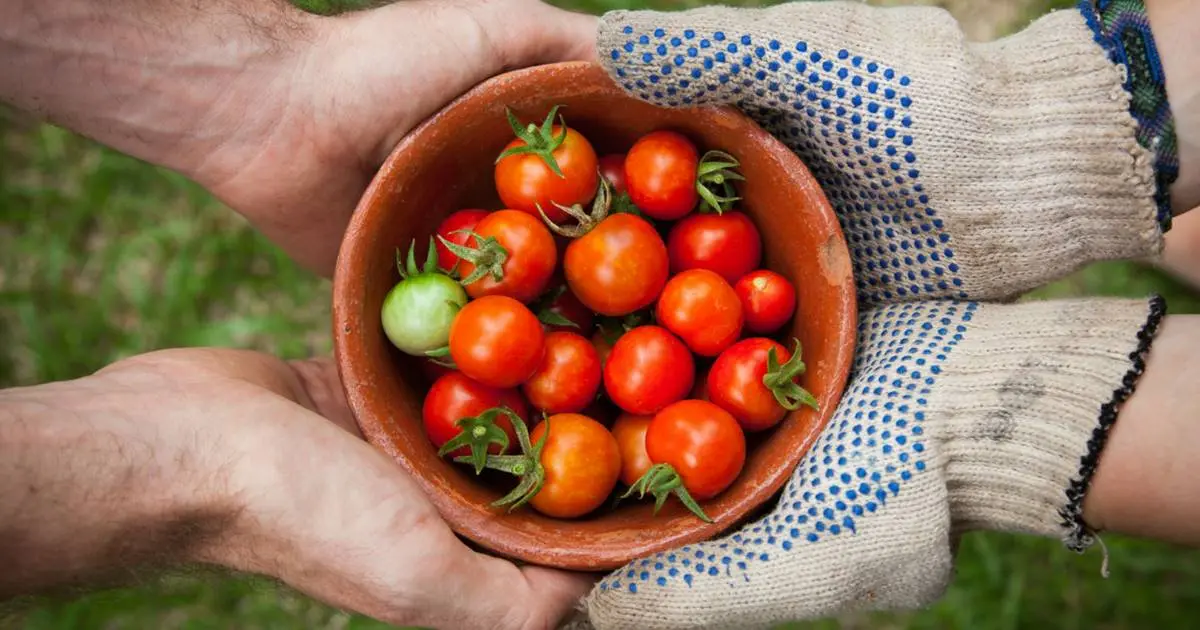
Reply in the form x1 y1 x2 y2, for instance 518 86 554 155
621 463 712 523
436 230 509 287
695 150 744 214
437 406 516 474
396 237 441 279
538 177 613 239
424 346 457 369
454 411 549 512
763 338 819 411
496 106 569 178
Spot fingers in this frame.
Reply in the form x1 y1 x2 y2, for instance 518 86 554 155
287 357 361 437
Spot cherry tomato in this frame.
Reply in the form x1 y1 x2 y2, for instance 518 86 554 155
422 372 527 458
611 413 653 487
624 130 699 220
646 399 745 501
592 329 617 369
434 209 489 272
564 213 668 316
419 358 456 384
603 325 694 415
535 285 595 335
655 269 744 357
449 295 545 388
495 115 599 223
735 270 797 334
666 211 762 284
455 209 556 303
523 332 602 414
707 338 791 431
598 153 627 194
528 414 621 518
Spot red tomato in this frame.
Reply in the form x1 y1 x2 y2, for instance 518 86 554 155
666 211 762 284
611 412 653 487
592 329 617 369
564 213 669 316
434 209 489 272
707 338 793 431
655 269 744 357
624 130 700 220
529 414 621 518
422 372 526 458
536 285 595 335
646 399 745 501
456 210 556 303
419 358 456 384
598 153 628 194
523 332 602 414
495 123 599 224
735 270 797 334
449 295 545 388
603 325 694 415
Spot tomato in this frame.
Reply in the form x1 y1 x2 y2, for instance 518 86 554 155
419 358 456 384
523 332 602 414
592 329 616 369
495 107 599 224
564 213 668 316
603 325 694 415
611 413 653 487
422 372 526 460
624 131 699 220
382 240 468 356
449 295 545 388
533 285 595 335
708 337 818 432
528 414 621 518
735 270 797 334
434 209 489 272
666 211 762 284
646 399 745 501
598 153 627 194
449 209 556 303
655 269 743 357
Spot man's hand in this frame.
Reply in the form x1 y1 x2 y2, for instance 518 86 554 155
0 0 597 276
0 349 593 630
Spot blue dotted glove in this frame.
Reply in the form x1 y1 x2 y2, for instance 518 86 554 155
567 3 1172 629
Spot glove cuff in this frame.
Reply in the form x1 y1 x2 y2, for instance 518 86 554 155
929 296 1166 549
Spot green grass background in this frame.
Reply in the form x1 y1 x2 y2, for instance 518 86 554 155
4 0 1200 628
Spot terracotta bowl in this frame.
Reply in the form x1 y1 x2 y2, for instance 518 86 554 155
332 62 856 571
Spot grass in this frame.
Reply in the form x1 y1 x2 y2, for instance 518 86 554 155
3 0 1199 628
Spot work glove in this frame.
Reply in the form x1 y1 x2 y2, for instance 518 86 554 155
570 1 1180 628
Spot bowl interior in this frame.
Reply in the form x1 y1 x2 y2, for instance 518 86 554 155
333 62 856 571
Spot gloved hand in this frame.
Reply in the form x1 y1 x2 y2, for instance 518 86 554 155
570 1 1180 628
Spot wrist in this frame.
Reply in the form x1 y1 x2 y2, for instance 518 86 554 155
0 372 239 595
0 0 319 186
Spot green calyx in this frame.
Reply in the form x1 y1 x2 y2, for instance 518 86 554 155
454 410 549 512
531 285 578 330
763 339 819 412
695 149 745 214
539 177 613 239
621 463 712 523
595 309 650 345
437 406 515 474
436 230 509 287
423 345 456 369
395 236 441 279
496 105 569 178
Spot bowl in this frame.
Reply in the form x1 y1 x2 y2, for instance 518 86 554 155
332 61 856 571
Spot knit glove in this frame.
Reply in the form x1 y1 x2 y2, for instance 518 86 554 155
568 2 1177 629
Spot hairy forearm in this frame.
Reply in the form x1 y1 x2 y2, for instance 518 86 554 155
0 0 315 179
0 376 235 598
1085 314 1200 546
1147 0 1200 213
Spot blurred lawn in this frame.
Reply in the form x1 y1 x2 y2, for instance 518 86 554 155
3 0 1200 628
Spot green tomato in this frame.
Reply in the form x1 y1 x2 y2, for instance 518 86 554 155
381 271 467 356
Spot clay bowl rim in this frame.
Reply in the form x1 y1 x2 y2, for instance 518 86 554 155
332 61 857 571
